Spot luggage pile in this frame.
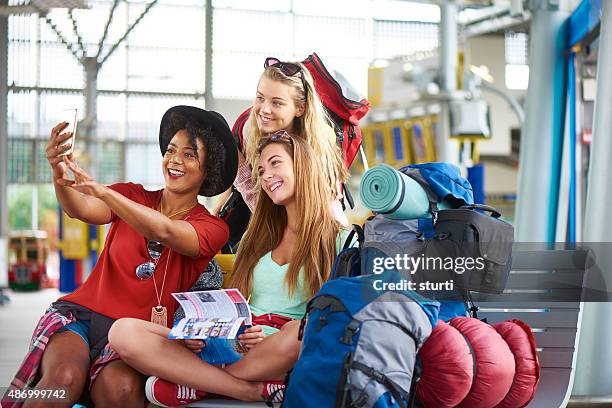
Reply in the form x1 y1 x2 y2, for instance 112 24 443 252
284 162 539 408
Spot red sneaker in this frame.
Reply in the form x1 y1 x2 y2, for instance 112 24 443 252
145 376 207 407
261 380 285 404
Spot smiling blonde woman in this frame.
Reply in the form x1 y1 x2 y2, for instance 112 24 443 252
215 57 349 226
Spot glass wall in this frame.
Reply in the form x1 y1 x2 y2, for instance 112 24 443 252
212 0 439 99
6 0 440 229
7 0 206 191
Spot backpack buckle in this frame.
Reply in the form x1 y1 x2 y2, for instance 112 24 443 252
340 320 360 345
371 369 386 383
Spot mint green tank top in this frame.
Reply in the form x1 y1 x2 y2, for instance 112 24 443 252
249 230 352 335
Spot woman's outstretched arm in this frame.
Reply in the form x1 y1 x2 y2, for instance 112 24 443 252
47 122 113 225
58 159 203 257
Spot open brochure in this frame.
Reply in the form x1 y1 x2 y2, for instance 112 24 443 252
169 289 252 364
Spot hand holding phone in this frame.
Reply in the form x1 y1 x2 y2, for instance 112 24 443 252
58 108 78 157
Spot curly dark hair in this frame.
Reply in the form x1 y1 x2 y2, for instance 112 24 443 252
161 112 226 196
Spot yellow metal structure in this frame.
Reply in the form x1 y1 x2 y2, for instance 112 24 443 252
408 116 437 163
367 66 384 108
215 254 236 289
60 213 89 259
361 115 437 168
93 225 107 256
387 120 413 167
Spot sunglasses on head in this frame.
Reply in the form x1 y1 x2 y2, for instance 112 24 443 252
135 239 164 280
257 130 294 154
264 57 308 98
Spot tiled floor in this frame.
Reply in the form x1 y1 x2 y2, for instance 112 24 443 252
0 288 60 387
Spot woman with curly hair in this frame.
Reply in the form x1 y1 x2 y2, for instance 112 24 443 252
3 106 237 408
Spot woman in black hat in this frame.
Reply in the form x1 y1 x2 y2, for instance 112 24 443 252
4 106 237 408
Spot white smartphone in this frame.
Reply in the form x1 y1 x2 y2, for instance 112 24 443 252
58 108 78 157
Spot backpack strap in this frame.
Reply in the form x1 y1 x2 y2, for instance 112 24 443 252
350 361 410 408
334 352 354 408
343 224 364 250
464 290 481 320
400 167 440 224
408 357 422 408
330 247 359 280
342 183 355 210
307 294 347 314
231 108 251 151
217 186 240 219
359 144 369 171
329 225 363 280
455 323 478 384
459 204 502 218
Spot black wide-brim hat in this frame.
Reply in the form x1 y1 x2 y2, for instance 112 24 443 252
159 105 238 197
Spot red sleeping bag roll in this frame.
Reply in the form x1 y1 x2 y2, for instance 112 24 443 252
416 320 473 407
493 320 540 408
450 317 516 408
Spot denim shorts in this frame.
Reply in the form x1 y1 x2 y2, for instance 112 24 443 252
58 319 91 348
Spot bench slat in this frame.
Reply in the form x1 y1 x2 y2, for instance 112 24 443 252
538 349 575 368
474 301 580 309
511 249 589 271
534 331 578 348
471 289 583 302
478 311 579 328
505 270 585 288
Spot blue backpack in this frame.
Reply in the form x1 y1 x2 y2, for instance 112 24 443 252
398 162 474 235
283 270 439 408
351 163 474 321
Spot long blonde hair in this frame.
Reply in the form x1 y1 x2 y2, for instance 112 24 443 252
244 63 348 196
230 136 341 298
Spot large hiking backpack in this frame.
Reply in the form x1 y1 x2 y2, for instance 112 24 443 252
230 108 250 153
303 52 369 169
338 162 514 320
283 270 439 408
220 53 369 252
356 163 475 321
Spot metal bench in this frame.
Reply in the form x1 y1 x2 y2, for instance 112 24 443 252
476 248 590 408
191 248 590 408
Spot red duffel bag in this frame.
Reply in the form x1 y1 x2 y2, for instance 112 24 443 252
416 320 473 407
493 319 540 408
451 317 515 408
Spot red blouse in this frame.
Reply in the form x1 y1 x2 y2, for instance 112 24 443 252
59 183 229 325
